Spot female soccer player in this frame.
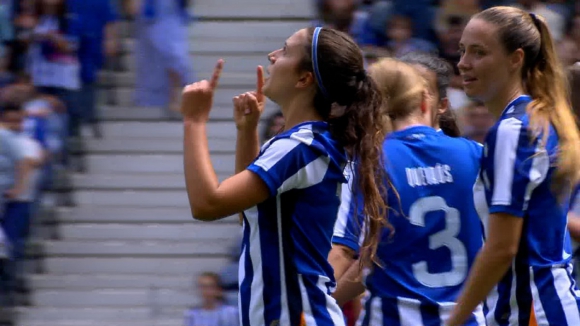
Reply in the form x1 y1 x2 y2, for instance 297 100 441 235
331 58 486 325
180 27 388 326
448 7 580 326
329 52 464 281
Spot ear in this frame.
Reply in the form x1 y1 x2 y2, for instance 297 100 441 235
295 71 315 90
510 48 525 73
437 97 450 116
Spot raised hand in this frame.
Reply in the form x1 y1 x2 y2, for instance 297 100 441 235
233 65 266 131
181 59 224 123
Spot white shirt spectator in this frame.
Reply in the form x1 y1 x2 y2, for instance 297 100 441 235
14 135 42 202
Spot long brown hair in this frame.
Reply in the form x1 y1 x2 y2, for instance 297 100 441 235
475 7 580 190
300 27 389 268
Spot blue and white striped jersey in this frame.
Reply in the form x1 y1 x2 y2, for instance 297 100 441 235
333 126 485 326
183 305 239 326
480 95 580 326
241 121 347 326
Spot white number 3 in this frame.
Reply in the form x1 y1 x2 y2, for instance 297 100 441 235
409 196 468 288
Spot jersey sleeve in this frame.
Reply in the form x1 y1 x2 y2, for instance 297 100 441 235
332 163 365 253
247 137 330 197
484 118 550 217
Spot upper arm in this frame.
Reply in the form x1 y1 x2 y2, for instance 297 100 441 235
486 212 524 257
484 118 549 217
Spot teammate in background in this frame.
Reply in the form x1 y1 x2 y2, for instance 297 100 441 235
330 52 464 281
332 58 485 325
448 7 580 325
180 27 389 326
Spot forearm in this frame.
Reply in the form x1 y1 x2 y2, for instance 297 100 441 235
568 213 580 242
183 121 220 220
333 261 366 306
235 129 260 173
328 245 356 280
447 246 514 325
13 159 33 193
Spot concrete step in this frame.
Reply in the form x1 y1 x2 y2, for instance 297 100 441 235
99 70 262 87
31 289 197 307
17 307 183 322
53 223 240 241
53 206 238 224
87 138 232 154
38 238 235 256
97 98 280 120
29 274 193 290
121 52 269 74
86 154 233 174
72 173 187 189
19 320 183 326
97 121 243 138
41 257 228 274
187 20 308 39
192 1 314 18
73 190 189 207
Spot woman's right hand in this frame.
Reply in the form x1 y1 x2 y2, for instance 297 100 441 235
233 66 265 131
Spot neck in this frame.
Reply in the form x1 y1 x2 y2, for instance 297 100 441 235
392 113 429 132
280 94 323 130
484 83 525 119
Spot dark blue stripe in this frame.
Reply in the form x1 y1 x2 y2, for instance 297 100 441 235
515 247 533 325
419 301 440 326
303 274 335 326
359 294 373 326
493 266 513 326
258 199 283 324
240 212 253 326
380 297 401 326
533 266 568 325
280 192 303 326
510 122 535 213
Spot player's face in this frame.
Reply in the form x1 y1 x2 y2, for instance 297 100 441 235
197 276 221 302
263 29 309 104
1 111 23 133
458 19 513 102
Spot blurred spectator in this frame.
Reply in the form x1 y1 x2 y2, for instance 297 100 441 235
512 0 566 42
128 0 193 117
8 0 35 74
460 101 495 144
184 272 239 326
386 14 437 57
261 110 284 143
27 0 82 167
67 0 120 138
558 13 580 67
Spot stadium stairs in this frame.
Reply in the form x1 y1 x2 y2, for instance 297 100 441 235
11 0 316 325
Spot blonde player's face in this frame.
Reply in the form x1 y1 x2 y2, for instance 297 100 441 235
263 29 309 104
457 19 512 102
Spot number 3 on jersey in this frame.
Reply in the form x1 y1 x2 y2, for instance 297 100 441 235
409 196 468 288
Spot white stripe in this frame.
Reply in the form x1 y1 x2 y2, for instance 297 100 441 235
507 264 519 325
491 118 521 206
551 266 580 325
473 173 489 238
485 285 500 326
522 145 549 212
333 162 355 238
530 268 548 326
298 275 317 326
473 304 486 326
438 302 484 325
355 292 371 326
245 206 266 326
368 296 384 326
315 275 345 326
253 138 303 172
278 155 330 194
276 196 290 325
397 297 423 326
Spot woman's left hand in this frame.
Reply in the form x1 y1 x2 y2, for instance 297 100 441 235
181 59 224 123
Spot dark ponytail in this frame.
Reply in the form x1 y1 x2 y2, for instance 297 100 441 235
302 27 390 268
439 109 461 137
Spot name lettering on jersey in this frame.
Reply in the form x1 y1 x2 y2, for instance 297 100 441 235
405 164 453 187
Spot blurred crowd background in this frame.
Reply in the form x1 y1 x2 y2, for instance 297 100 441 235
0 0 578 325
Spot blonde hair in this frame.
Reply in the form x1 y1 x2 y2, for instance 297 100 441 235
368 58 428 120
475 7 580 190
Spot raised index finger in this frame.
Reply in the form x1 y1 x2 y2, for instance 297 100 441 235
210 59 225 90
256 65 265 100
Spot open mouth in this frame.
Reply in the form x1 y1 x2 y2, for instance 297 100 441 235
462 76 477 85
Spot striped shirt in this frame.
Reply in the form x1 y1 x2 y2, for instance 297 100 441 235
183 305 239 326
480 95 580 326
241 121 347 326
333 126 486 326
